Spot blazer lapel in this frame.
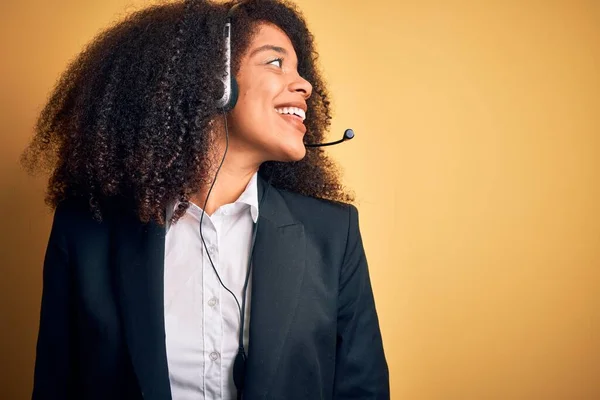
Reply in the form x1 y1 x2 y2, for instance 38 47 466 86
245 176 307 398
114 208 172 400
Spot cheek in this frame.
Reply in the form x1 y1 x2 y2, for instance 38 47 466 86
241 74 281 104
230 75 284 136
238 89 278 125
228 98 272 141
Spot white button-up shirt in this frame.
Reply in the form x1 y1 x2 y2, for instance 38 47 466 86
164 172 259 400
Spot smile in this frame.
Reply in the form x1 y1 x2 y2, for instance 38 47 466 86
275 108 307 134
274 106 306 121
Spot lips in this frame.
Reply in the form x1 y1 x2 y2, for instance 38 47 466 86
277 112 306 134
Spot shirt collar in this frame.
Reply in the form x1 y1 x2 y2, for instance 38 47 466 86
237 171 259 222
165 171 259 230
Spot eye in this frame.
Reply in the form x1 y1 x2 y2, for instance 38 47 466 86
267 58 283 68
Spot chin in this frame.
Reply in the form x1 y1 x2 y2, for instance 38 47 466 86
271 145 306 163
285 144 307 162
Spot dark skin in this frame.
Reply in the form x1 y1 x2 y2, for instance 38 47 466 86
190 22 312 215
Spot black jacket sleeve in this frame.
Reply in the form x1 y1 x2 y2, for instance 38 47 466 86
32 203 74 399
333 205 390 399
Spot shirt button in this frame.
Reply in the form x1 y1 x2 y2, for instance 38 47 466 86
208 297 218 307
209 351 220 361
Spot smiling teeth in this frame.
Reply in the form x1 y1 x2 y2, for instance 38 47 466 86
275 107 306 121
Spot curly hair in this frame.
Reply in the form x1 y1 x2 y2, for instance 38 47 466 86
21 0 354 225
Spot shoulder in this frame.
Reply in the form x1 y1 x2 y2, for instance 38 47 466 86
52 197 97 230
268 188 366 273
279 187 355 217
273 188 360 241
51 196 131 241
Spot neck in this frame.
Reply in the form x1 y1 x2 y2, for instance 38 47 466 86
190 138 260 216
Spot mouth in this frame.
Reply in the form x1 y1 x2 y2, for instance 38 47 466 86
274 106 307 134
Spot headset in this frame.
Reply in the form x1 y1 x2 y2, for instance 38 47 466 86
215 0 355 143
215 2 243 111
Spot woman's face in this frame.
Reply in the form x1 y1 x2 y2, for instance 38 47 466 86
226 22 313 165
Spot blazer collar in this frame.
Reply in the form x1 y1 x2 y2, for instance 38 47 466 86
115 173 306 400
256 173 296 227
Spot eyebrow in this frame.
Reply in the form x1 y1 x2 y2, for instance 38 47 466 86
248 44 288 58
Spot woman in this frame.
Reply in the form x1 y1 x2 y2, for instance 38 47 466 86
23 0 389 399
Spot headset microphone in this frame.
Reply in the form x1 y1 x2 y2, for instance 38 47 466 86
305 128 355 147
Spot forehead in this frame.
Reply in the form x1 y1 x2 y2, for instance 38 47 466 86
246 22 297 57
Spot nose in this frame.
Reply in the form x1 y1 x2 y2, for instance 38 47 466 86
289 72 313 100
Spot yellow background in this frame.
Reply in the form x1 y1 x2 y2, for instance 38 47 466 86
1 0 599 398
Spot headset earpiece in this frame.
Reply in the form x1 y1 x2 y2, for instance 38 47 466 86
229 76 239 111
216 3 244 111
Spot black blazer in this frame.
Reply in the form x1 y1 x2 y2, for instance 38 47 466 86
32 175 389 400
